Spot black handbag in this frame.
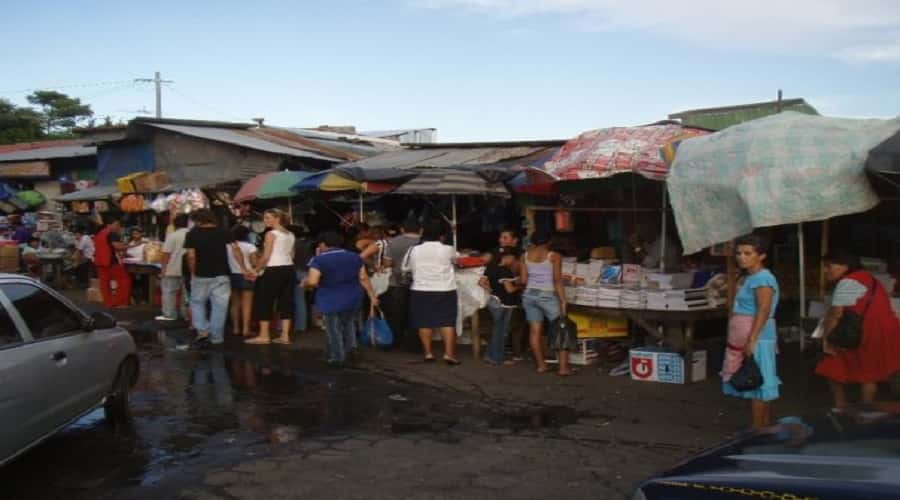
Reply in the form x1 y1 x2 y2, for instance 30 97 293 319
730 355 763 392
830 277 877 350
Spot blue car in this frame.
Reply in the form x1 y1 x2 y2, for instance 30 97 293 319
634 404 900 500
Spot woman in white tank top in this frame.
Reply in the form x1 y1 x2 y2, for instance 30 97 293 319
520 231 573 376
246 209 297 345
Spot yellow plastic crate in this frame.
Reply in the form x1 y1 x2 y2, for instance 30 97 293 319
570 311 628 338
117 172 149 193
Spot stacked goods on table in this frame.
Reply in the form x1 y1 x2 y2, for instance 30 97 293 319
36 211 63 232
117 172 150 193
619 287 647 309
645 288 711 311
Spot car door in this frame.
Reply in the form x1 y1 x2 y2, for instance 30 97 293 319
0 293 42 464
0 282 105 432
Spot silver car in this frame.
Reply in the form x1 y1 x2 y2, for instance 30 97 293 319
0 274 139 467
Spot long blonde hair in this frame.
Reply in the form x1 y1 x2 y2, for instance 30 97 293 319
264 208 289 229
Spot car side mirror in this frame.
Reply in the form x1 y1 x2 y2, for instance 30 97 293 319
86 311 117 331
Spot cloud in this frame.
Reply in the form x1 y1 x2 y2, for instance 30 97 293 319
415 0 900 61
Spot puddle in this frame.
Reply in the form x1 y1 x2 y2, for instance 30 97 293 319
0 330 503 499
489 405 581 431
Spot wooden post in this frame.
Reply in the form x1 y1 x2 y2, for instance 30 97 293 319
726 242 737 310
820 219 830 300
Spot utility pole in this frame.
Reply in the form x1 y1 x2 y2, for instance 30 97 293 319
134 71 173 118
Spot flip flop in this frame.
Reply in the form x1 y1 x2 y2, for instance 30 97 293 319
244 337 272 345
272 338 292 345
443 357 462 366
536 366 551 373
424 356 436 363
557 369 578 377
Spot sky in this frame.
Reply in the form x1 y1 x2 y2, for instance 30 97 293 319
2 0 899 141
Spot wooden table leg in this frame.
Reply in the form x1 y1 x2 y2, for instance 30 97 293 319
148 274 158 306
684 321 695 384
471 310 481 360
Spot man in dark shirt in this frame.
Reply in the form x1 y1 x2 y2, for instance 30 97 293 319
184 209 250 345
481 246 522 365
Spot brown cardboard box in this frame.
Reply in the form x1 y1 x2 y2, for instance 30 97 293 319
86 288 103 303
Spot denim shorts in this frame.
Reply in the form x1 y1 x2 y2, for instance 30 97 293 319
521 289 560 323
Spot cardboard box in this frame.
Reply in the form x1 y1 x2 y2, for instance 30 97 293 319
629 347 707 384
117 172 149 193
133 171 170 192
569 311 628 338
86 287 103 303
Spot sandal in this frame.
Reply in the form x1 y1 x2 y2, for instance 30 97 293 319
536 366 552 374
244 336 272 345
557 369 578 377
443 356 462 366
424 355 436 363
272 338 291 345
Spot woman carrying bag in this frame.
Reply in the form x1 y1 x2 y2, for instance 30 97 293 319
815 250 900 408
720 234 780 428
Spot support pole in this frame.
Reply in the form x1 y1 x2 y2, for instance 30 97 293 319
660 187 667 272
451 194 458 250
820 219 830 300
359 191 365 224
798 223 807 319
288 201 293 225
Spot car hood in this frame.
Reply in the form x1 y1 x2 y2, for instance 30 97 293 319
652 404 900 491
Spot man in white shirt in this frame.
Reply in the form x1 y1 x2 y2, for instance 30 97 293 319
73 228 95 286
157 214 190 321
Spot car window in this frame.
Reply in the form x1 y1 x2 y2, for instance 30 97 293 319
0 303 22 347
1 284 84 340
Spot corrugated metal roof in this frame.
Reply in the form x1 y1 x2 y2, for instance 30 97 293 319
55 185 119 202
144 123 343 162
0 144 96 162
341 145 553 170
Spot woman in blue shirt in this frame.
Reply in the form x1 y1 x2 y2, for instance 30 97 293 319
303 231 379 366
721 234 780 428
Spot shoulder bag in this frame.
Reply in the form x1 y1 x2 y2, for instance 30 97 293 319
830 276 877 350
729 355 763 392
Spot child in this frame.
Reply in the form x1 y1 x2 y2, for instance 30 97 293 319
482 246 522 365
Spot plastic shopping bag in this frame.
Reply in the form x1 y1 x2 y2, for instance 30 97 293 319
358 308 394 347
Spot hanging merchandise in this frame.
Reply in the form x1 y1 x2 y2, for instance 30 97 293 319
0 184 17 202
0 202 15 214
150 194 168 213
555 209 573 232
15 191 46 208
120 194 144 213
143 241 163 264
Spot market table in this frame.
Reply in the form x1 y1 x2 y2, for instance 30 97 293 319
125 262 161 306
568 304 728 383
38 254 67 289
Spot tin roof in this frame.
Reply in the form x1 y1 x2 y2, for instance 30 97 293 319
341 142 565 170
0 139 96 163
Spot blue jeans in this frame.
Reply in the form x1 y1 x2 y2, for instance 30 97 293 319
522 289 560 323
190 275 231 344
324 310 357 364
294 270 308 332
486 297 514 364
160 276 185 319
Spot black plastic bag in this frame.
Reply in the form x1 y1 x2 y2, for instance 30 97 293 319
730 355 763 392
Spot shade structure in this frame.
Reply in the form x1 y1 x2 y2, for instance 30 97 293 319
393 168 510 248
392 168 510 197
233 171 314 203
668 112 900 254
544 123 709 181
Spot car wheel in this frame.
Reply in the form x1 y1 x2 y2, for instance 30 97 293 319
104 358 136 424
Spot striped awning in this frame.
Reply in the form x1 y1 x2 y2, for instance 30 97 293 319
393 168 509 197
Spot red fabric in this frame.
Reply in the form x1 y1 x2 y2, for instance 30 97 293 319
96 264 132 308
94 226 113 267
816 271 900 383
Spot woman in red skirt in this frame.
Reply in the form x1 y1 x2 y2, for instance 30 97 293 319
816 250 900 407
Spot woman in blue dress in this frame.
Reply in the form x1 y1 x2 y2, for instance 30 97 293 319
721 234 780 428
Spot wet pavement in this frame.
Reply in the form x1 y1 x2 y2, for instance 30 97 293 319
1 324 604 499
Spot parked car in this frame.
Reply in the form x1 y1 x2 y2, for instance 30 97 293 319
0 274 138 467
634 404 900 499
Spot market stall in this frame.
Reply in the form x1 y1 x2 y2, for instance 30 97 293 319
668 112 900 338
510 123 723 377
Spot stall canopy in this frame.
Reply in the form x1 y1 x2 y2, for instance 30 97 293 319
544 123 709 181
393 168 510 248
233 170 314 203
668 112 900 254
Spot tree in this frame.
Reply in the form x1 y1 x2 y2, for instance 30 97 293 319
26 90 93 135
0 98 44 144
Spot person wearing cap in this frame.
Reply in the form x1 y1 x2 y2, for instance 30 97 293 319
480 246 522 365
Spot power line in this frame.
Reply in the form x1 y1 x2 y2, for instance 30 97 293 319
0 79 134 95
164 83 246 122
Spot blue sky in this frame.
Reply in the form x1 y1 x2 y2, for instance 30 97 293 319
2 0 899 141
